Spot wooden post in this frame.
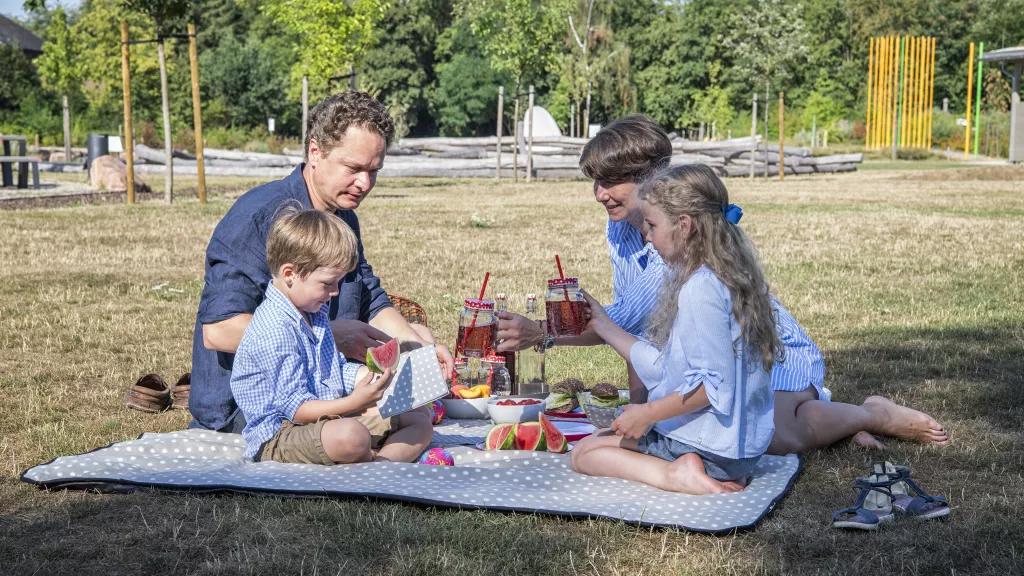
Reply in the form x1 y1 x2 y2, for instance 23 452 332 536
749 92 757 180
584 81 591 138
120 20 135 204
811 116 817 150
778 92 785 181
349 65 356 91
495 86 504 180
866 37 874 150
526 85 534 182
763 80 769 180
974 42 984 156
62 94 71 161
965 42 975 159
301 76 309 150
158 38 173 204
512 87 520 183
188 23 206 203
34 133 40 151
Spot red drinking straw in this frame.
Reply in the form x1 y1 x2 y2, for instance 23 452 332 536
468 271 490 331
555 255 582 332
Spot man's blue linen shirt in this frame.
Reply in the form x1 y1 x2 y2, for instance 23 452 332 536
190 165 392 432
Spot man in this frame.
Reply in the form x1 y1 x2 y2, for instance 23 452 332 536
497 114 949 454
190 91 453 433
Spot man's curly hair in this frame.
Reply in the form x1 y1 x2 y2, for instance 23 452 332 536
305 92 395 159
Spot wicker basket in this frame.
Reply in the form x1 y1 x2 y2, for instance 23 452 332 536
387 292 428 327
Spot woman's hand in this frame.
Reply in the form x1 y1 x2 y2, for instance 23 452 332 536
610 404 653 440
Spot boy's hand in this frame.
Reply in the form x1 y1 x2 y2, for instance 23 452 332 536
611 404 652 440
350 367 394 409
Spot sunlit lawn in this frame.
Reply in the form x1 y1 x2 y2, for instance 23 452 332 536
1 165 1022 574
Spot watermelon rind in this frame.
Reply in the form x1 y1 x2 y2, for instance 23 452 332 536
366 338 402 374
485 423 516 450
538 414 568 453
514 422 546 451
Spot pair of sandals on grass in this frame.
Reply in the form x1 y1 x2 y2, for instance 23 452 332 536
125 373 190 413
832 461 950 530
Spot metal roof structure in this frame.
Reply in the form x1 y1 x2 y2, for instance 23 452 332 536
0 14 43 57
980 46 1023 163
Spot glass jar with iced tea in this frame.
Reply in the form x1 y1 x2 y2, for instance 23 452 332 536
480 355 511 397
455 298 497 358
545 277 585 337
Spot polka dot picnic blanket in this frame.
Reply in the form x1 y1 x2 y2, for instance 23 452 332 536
20 420 800 533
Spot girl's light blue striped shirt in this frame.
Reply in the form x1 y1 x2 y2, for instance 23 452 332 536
630 266 775 459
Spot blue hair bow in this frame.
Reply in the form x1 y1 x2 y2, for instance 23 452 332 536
722 204 743 224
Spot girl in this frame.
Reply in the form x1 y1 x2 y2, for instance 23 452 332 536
572 164 779 494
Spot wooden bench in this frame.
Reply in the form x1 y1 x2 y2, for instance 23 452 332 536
0 156 41 189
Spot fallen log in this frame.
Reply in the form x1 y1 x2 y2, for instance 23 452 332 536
764 144 812 157
801 153 863 165
203 148 303 164
810 163 857 173
672 136 761 152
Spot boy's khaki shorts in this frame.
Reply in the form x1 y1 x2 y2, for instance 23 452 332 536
257 411 398 465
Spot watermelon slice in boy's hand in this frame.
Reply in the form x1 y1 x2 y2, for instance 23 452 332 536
366 338 402 374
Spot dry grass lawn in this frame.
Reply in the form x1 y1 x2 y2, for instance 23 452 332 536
1 166 1023 575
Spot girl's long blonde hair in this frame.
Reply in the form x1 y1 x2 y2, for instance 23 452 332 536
640 164 782 371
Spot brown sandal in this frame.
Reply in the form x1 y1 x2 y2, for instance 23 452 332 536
125 373 171 413
170 373 190 410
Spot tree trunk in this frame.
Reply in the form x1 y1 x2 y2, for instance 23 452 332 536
62 94 71 162
158 39 173 204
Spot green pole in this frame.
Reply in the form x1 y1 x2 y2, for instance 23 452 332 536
974 42 984 156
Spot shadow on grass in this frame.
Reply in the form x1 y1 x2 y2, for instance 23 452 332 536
825 323 1024 432
0 491 612 575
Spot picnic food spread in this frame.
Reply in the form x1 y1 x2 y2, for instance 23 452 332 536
589 383 628 408
483 415 568 453
366 338 401 374
544 379 585 413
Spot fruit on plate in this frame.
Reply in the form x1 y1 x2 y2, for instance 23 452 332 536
459 386 483 399
544 379 584 413
449 384 469 399
589 383 628 408
514 422 546 450
366 338 402 374
484 423 517 450
495 398 542 406
538 414 569 453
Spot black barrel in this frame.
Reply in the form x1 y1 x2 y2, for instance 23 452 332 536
86 133 109 170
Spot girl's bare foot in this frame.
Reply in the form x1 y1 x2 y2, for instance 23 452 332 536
663 453 734 494
863 396 950 445
851 431 886 450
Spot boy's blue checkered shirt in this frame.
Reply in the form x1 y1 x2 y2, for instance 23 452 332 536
230 282 361 458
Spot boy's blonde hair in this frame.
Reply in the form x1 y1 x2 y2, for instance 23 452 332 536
639 164 782 371
266 204 359 278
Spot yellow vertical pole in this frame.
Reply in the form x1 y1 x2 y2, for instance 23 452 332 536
880 36 890 148
927 37 937 149
120 20 134 204
900 36 910 148
876 36 886 148
866 37 875 150
887 36 896 148
908 37 917 148
913 37 921 147
965 42 975 158
919 37 929 147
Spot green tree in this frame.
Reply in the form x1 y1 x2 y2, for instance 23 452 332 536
36 5 81 159
262 0 387 99
726 0 810 141
683 62 734 137
433 17 511 136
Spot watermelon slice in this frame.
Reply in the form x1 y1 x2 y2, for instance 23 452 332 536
538 413 568 453
484 423 517 450
366 338 402 374
514 422 546 451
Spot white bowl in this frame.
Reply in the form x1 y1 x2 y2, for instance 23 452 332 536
487 398 545 424
440 398 490 419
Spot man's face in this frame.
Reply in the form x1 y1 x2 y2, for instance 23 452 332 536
306 126 387 211
593 180 639 222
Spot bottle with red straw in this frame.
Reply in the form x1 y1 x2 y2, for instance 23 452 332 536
455 272 498 358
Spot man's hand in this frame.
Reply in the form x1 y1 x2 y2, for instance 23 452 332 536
496 312 545 352
348 367 394 410
610 404 653 440
332 319 391 360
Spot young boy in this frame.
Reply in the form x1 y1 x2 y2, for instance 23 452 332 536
230 206 433 464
